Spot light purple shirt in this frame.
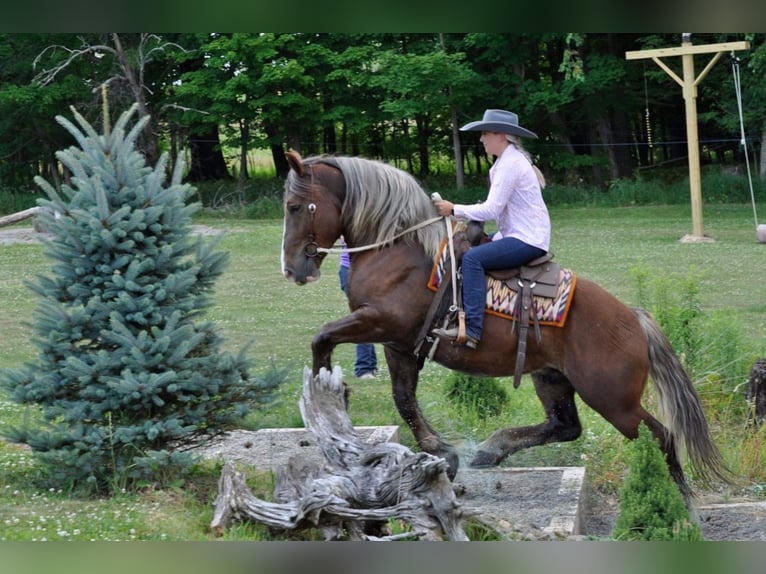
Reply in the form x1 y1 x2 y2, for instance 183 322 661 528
453 145 550 251
340 237 350 268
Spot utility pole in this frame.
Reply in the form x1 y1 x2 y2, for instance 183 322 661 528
626 34 750 242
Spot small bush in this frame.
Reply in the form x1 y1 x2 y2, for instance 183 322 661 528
612 423 702 541
445 372 507 418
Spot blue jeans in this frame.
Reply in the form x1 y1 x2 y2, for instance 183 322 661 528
461 237 546 341
339 265 378 376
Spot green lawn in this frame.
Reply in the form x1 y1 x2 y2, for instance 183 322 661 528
1 203 764 541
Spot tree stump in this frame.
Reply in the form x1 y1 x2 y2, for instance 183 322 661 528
210 366 470 541
746 359 766 427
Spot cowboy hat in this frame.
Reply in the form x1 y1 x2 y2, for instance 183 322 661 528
460 109 538 139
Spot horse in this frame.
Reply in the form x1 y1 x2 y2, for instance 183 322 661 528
280 150 732 503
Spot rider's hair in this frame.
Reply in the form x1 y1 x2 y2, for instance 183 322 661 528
505 133 546 189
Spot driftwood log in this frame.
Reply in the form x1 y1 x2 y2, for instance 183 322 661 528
210 366 469 541
0 207 42 228
746 359 766 427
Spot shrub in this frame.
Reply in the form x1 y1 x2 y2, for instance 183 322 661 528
612 423 702 541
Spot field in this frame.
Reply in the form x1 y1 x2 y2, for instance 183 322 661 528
1 202 765 541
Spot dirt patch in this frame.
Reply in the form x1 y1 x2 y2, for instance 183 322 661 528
0 227 47 245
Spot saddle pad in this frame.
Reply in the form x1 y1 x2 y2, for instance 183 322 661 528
427 246 577 328
486 269 576 327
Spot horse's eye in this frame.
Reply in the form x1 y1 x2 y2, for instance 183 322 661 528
287 204 301 215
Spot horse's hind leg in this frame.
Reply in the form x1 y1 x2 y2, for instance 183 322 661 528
384 345 460 479
596 406 691 504
471 368 582 468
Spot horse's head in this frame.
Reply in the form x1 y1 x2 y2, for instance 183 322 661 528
281 150 344 285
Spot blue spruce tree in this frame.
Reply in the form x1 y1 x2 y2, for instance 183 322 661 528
2 104 283 492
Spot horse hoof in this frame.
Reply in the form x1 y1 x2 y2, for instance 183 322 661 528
469 450 501 469
443 448 460 481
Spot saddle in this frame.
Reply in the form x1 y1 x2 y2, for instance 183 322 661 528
496 252 559 388
416 221 560 389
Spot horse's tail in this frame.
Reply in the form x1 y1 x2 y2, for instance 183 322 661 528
634 307 734 486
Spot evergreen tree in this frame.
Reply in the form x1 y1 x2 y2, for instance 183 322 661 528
612 423 703 541
1 104 283 492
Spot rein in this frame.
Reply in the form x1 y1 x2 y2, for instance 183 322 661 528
320 214 462 343
316 215 444 255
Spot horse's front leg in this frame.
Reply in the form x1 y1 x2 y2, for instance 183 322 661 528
311 327 337 375
310 310 383 375
384 345 460 480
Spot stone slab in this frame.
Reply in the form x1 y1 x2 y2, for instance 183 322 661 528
452 466 586 539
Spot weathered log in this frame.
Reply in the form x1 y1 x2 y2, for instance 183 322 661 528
0 207 41 228
746 359 766 427
210 366 470 541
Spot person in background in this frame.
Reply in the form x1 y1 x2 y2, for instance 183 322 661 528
339 237 378 379
432 109 550 349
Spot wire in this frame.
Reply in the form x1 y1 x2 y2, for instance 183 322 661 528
732 53 759 228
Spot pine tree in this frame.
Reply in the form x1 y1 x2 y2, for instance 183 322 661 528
612 423 703 541
1 104 283 492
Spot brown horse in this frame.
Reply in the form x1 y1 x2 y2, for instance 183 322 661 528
280 150 731 502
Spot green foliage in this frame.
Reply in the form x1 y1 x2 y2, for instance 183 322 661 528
630 264 757 391
2 33 766 192
191 179 284 220
0 105 285 493
613 423 703 541
444 372 507 418
0 187 39 213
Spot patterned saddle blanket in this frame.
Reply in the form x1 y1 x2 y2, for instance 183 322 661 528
427 240 577 328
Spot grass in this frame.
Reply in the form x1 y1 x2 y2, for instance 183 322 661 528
1 202 765 541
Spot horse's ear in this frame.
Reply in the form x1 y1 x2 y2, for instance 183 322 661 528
285 149 305 177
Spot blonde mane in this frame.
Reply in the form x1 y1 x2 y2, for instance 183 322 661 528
303 156 445 261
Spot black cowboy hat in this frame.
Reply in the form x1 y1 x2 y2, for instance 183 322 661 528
460 109 538 139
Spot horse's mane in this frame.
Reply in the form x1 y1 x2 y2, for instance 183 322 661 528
305 155 445 261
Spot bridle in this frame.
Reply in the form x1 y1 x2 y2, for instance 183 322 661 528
303 202 321 258
300 165 321 259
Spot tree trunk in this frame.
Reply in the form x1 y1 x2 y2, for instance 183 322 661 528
210 366 470 541
746 359 766 427
760 126 766 180
188 125 230 181
323 124 337 155
416 114 430 177
111 34 159 166
238 119 249 185
594 115 620 181
451 105 464 189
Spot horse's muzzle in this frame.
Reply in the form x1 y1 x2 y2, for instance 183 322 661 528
283 257 322 286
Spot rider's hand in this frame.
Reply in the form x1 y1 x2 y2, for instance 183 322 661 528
434 200 454 217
